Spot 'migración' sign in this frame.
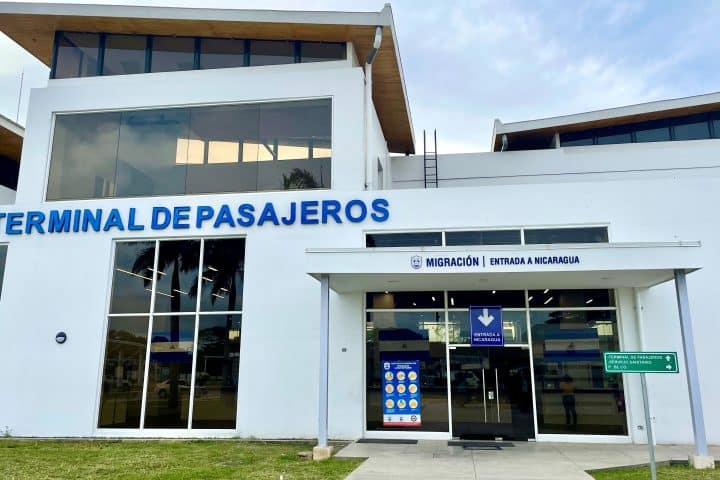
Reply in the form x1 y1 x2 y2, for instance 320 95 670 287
418 254 581 269
0 198 390 235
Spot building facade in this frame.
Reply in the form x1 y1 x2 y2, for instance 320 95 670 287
0 3 717 454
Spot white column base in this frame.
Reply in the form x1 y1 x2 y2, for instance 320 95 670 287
313 445 334 461
689 455 715 469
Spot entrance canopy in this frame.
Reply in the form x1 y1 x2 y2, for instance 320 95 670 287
306 241 702 292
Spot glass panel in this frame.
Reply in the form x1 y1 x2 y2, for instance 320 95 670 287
249 40 295 66
366 311 449 432
103 34 147 75
300 42 346 62
596 132 632 145
366 291 444 309
448 310 527 344
256 100 331 190
527 289 615 308
98 316 149 428
445 230 521 246
0 245 7 299
200 238 245 312
635 126 671 143
150 36 195 73
366 232 442 247
191 314 241 428
524 227 608 244
673 120 710 141
448 290 526 309
109 241 156 314
713 119 720 139
47 112 120 200
199 38 246 70
144 314 196 428
185 105 259 194
115 108 189 197
531 310 627 435
153 240 200 313
560 132 594 147
54 32 100 79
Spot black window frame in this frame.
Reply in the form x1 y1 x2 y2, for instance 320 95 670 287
50 30 347 79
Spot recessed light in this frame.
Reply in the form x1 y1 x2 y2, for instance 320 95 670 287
543 296 553 305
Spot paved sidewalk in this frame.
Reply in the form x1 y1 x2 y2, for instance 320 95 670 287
336 441 720 480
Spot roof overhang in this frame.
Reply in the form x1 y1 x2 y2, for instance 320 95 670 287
492 91 720 151
0 2 414 154
306 242 701 293
0 113 24 164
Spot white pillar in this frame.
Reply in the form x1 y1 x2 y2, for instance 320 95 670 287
674 269 714 468
314 274 332 460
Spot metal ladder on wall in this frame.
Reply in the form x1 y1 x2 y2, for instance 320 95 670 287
423 129 438 188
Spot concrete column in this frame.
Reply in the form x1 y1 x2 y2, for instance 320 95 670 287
674 269 714 469
313 274 333 461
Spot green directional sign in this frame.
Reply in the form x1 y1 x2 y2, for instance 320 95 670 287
604 352 679 374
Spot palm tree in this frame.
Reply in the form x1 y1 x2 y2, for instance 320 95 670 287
133 241 200 418
282 168 319 190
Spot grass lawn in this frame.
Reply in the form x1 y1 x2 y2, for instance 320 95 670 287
592 465 720 480
0 439 363 480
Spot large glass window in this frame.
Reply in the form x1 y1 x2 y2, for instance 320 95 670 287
103 34 147 75
445 230 521 246
99 238 245 429
249 40 295 66
300 42 346 63
47 112 120 200
48 99 331 200
150 36 196 73
531 306 626 435
524 227 608 244
199 38 246 70
54 32 100 79
366 232 442 247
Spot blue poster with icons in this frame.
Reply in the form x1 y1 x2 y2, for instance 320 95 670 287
382 360 422 427
470 306 504 347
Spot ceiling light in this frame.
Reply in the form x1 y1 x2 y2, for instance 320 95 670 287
586 298 594 304
220 287 229 292
543 289 549 294
412 302 417 306
450 297 455 306
207 265 218 272
116 268 152 282
492 290 496 294
384 291 388 294
431 296 436 302
172 289 188 295
527 296 533 302
156 291 173 298
543 296 553 305
202 276 213 282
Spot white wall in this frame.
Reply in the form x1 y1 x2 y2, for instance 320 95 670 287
0 184 15 203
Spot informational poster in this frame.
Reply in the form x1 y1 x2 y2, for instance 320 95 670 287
469 306 504 347
382 360 422 427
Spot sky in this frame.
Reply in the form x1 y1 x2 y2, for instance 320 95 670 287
1 0 719 153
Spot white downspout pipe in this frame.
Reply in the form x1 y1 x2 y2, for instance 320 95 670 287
364 26 383 190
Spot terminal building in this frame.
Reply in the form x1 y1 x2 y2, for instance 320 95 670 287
0 2 717 460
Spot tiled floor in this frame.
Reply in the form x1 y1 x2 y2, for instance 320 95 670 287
336 441 719 480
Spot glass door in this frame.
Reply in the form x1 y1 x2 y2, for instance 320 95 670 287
449 346 534 440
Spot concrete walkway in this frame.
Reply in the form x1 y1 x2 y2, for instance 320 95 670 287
336 441 719 480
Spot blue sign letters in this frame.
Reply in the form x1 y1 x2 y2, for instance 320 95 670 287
0 198 390 236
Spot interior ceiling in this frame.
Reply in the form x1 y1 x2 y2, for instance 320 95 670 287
0 13 415 154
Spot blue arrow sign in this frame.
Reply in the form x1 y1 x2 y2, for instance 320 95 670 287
469 306 504 347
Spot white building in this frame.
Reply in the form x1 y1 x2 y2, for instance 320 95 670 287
0 2 716 464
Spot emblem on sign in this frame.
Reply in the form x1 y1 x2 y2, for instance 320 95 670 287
411 255 422 270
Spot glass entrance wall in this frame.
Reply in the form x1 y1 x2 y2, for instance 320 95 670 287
98 237 245 430
365 289 628 438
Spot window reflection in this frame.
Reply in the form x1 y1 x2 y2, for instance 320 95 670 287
249 40 295 66
49 99 330 200
103 34 147 75
192 314 241 428
199 38 246 70
531 310 627 435
98 316 149 428
143 314 196 428
153 240 200 313
200 239 245 312
54 32 100 79
109 241 155 314
150 36 195 73
47 112 120 200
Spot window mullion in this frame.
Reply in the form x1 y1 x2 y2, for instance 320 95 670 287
187 238 205 429
139 239 161 429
